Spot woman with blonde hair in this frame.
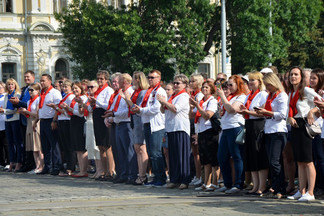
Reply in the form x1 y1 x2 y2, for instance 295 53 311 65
239 71 269 195
255 72 288 199
19 83 43 174
119 71 150 185
188 74 204 186
0 78 23 172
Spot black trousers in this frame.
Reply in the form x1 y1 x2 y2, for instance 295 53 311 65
0 130 8 166
58 120 76 171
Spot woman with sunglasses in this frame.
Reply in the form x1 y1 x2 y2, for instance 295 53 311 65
0 78 22 172
158 74 191 190
255 72 288 199
286 66 320 201
215 75 246 194
19 84 43 174
47 80 76 176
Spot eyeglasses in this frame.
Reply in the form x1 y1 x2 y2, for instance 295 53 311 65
28 89 35 92
147 76 158 80
58 81 63 84
88 86 94 89
173 81 183 85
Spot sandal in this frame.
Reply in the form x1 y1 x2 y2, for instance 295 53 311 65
133 176 148 185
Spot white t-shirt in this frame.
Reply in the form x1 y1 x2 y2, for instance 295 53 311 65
165 92 190 135
244 90 268 119
39 88 62 119
196 96 218 133
72 95 88 117
220 94 246 130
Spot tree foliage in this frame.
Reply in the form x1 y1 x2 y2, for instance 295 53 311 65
55 0 215 81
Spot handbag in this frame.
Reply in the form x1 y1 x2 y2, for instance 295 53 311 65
210 113 221 134
235 126 246 145
304 120 321 139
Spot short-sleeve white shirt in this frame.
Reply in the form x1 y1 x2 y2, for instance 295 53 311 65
220 94 246 130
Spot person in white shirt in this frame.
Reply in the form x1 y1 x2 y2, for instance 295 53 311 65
132 69 167 187
47 79 76 176
104 73 137 184
285 66 320 202
0 81 9 168
190 80 220 192
188 74 204 187
215 75 247 194
0 79 22 172
61 82 88 177
88 70 115 180
33 74 62 175
19 83 43 174
255 72 288 199
238 71 269 196
158 74 191 190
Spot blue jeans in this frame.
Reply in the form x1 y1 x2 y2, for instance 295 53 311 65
115 122 138 180
5 120 23 163
218 126 244 189
265 132 287 194
143 124 166 183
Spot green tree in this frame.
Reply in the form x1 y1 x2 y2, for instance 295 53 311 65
56 0 215 81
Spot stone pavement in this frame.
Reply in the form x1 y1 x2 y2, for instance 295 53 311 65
0 172 323 216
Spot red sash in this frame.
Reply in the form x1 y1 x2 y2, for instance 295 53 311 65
220 94 237 116
191 90 200 98
57 92 73 115
107 90 119 110
129 88 142 115
39 86 53 109
93 83 108 109
141 83 160 107
26 96 39 118
264 91 281 116
244 89 260 119
165 89 187 110
289 89 299 117
84 101 90 117
68 98 77 116
194 96 211 123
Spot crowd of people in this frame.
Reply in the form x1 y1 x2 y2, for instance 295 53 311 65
0 67 324 202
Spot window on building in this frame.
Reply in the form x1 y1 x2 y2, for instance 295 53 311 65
53 0 67 13
55 59 68 79
0 0 12 13
1 63 16 82
197 63 210 77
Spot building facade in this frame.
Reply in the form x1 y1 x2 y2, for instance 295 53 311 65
0 0 230 85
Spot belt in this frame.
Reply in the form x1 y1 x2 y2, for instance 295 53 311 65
116 121 130 126
40 118 53 121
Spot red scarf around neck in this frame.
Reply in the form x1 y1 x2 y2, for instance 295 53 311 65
289 89 300 117
220 94 237 116
141 82 160 107
129 88 142 116
264 91 281 116
57 92 73 115
92 83 108 109
191 90 200 98
244 89 260 119
39 86 53 109
26 96 39 118
194 96 211 123
165 89 187 110
67 97 78 116
107 90 119 111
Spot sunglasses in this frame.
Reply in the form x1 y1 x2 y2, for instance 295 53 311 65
228 83 234 87
147 76 158 80
87 86 95 89
28 89 35 92
58 81 63 84
173 82 183 85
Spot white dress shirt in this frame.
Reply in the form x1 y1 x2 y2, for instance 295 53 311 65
139 87 166 133
244 90 268 120
110 87 134 124
289 87 321 118
39 88 62 119
196 96 218 133
95 85 114 110
264 91 288 134
165 92 190 136
72 95 88 117
58 93 75 121
220 94 246 130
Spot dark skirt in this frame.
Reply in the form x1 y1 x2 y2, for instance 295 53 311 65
291 118 313 162
70 115 86 151
93 108 110 147
244 119 269 171
198 128 219 166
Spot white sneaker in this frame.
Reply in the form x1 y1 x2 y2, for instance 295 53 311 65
28 169 36 174
205 184 220 192
189 176 199 186
193 178 202 186
225 187 241 194
298 192 315 202
287 190 302 200
195 184 207 191
215 186 229 192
